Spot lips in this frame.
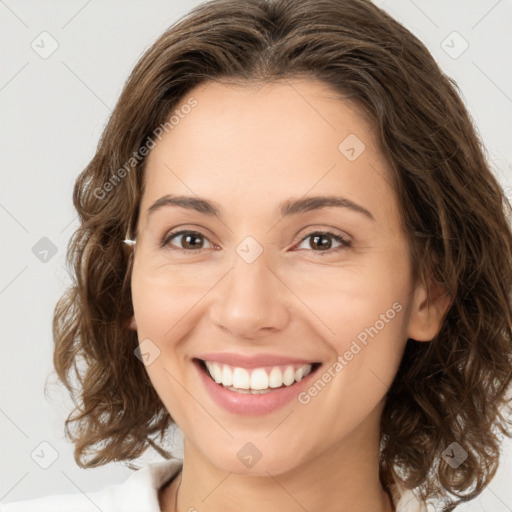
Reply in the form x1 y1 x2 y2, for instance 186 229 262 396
194 357 322 415
195 352 318 369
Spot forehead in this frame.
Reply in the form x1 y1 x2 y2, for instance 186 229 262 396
140 79 397 225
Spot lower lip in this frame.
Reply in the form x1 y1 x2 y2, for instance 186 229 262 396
194 359 320 415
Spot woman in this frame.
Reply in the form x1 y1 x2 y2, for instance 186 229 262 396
2 0 511 511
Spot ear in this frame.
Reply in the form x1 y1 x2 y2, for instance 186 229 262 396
407 277 451 342
127 315 137 331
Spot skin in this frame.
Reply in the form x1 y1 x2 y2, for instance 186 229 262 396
128 79 450 512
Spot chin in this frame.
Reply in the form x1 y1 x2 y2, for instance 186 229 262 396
201 439 309 477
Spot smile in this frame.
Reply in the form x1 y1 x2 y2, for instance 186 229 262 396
193 355 322 415
200 360 318 394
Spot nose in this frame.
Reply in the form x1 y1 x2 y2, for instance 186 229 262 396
208 248 290 340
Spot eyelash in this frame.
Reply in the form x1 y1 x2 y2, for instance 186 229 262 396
160 229 352 256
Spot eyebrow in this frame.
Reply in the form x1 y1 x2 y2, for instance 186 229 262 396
147 194 375 221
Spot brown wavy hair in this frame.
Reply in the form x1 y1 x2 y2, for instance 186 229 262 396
50 0 512 509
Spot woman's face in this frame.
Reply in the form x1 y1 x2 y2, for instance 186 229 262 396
129 79 434 476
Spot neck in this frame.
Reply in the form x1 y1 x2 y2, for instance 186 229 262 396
160 412 394 512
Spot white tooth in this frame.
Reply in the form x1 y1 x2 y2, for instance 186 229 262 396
268 366 284 388
226 386 250 394
227 386 272 394
232 367 250 389
206 361 316 390
250 368 269 390
250 388 272 394
222 364 233 387
205 361 222 383
282 365 295 386
205 361 214 378
211 362 223 383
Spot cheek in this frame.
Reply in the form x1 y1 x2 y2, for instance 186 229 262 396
287 254 410 350
294 302 408 443
314 293 407 403
130 261 202 423
292 253 411 402
330 287 408 360
130 254 216 338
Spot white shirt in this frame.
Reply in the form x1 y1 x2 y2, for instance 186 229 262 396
0 458 427 511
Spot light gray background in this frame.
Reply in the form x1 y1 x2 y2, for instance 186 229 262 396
1 0 511 509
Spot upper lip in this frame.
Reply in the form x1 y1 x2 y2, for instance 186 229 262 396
196 352 318 369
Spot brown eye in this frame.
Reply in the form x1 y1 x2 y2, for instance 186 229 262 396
310 233 333 250
295 231 351 254
162 230 214 250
